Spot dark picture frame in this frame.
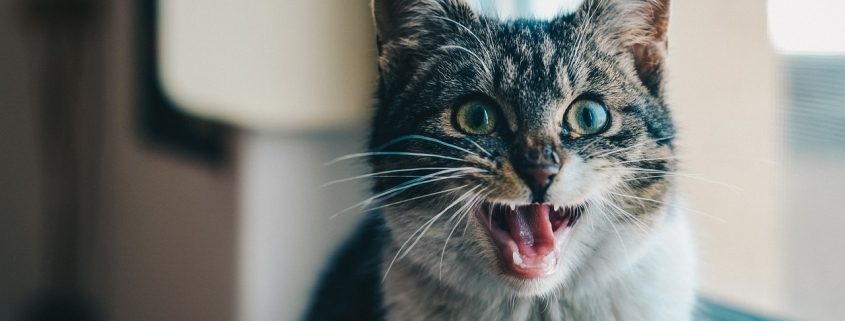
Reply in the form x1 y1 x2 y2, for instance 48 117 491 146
136 0 230 165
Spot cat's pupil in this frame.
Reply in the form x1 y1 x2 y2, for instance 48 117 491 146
469 105 488 129
581 108 595 128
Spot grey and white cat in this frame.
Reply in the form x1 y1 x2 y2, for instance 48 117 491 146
307 0 695 320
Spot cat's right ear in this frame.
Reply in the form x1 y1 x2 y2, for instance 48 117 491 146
372 0 403 42
372 0 443 43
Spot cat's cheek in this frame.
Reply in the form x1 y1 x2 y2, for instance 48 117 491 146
545 155 598 206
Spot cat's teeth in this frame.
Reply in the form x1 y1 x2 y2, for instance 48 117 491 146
512 251 524 267
553 205 561 212
543 253 557 266
508 204 516 212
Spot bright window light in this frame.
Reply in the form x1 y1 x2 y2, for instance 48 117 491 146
467 0 583 20
768 0 845 54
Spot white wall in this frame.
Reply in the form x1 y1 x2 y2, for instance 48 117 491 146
667 0 788 315
238 132 369 321
671 1 845 320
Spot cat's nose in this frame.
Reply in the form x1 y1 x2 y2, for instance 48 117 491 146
513 144 562 202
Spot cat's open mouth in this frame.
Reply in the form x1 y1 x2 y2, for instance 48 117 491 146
476 203 582 279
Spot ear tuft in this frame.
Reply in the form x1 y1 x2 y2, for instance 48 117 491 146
625 0 670 96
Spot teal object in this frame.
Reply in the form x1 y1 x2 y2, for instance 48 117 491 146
695 298 789 321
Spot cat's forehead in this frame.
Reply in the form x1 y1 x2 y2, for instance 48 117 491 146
465 0 584 21
482 24 602 108
489 31 572 108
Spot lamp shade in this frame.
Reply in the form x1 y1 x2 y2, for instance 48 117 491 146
158 0 377 131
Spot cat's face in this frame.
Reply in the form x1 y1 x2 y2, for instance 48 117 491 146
369 0 676 297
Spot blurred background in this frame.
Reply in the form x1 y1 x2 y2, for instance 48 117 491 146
1 0 843 321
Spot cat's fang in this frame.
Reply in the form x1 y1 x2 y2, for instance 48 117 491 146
512 251 524 267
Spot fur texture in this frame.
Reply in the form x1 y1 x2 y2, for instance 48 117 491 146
307 1 695 320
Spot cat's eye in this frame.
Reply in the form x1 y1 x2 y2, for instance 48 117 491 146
454 100 499 135
565 99 609 136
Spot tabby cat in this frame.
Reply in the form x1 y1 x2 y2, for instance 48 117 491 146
306 0 695 320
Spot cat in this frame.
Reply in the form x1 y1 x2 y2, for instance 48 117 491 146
306 0 695 320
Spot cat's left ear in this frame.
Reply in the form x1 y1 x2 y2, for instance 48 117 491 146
626 0 670 96
603 0 671 96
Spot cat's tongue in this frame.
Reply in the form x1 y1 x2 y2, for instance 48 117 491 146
479 202 573 279
507 204 556 258
500 204 561 278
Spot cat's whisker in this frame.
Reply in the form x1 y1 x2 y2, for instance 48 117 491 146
462 136 493 157
590 196 635 272
445 188 481 225
593 193 642 295
366 167 482 200
431 15 490 58
330 168 481 219
382 189 467 283
438 45 492 76
487 202 495 233
324 151 469 166
607 190 726 223
602 167 668 173
330 175 463 219
585 143 640 160
618 174 668 182
603 193 651 234
440 186 488 280
615 184 648 210
610 199 646 226
383 185 480 282
604 166 744 194
586 135 675 159
614 156 682 165
607 191 663 206
583 200 598 234
356 184 469 217
569 0 596 71
462 190 490 237
603 191 648 231
576 138 602 154
430 15 496 83
367 175 452 179
398 185 483 261
374 134 479 156
320 166 481 188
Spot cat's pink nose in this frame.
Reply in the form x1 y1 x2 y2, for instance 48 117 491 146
521 166 559 195
514 144 562 202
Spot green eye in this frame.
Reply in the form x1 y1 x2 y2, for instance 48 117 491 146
455 100 498 135
566 99 609 135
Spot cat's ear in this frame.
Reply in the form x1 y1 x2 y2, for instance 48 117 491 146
577 0 671 95
621 0 670 96
371 0 446 43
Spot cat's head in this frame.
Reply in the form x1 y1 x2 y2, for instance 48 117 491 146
367 0 676 297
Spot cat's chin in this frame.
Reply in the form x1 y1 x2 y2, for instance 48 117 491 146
475 202 583 281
